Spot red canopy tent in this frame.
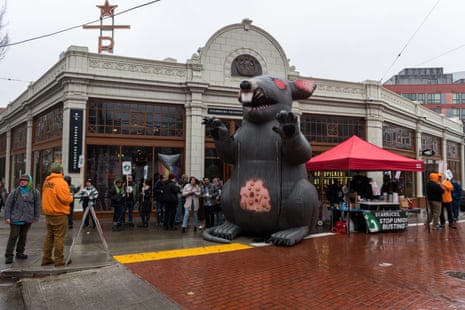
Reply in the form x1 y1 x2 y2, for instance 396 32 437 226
306 135 424 172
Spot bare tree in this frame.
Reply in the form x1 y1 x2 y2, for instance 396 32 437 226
0 3 8 61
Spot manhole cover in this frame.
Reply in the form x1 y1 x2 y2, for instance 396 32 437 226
445 271 465 280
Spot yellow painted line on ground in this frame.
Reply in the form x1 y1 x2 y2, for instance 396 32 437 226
114 243 252 264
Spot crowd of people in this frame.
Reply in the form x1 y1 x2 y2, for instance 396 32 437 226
102 172 224 233
324 171 462 232
1 163 225 265
426 170 462 230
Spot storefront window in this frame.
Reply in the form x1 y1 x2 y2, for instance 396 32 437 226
205 148 222 180
88 100 184 138
300 115 365 143
383 123 414 151
447 141 460 180
34 148 62 189
86 145 183 211
205 118 241 181
11 153 25 187
33 105 63 143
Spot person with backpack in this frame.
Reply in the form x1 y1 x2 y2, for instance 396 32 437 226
451 177 462 222
4 174 41 264
163 174 180 231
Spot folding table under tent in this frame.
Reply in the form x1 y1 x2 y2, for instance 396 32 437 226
306 135 424 234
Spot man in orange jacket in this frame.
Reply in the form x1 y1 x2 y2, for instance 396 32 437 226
440 172 456 229
41 162 73 267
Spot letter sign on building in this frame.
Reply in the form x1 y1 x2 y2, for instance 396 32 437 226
82 0 130 53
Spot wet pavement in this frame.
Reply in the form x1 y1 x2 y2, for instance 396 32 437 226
1 209 465 309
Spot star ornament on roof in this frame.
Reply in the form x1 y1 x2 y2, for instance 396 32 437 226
97 0 118 19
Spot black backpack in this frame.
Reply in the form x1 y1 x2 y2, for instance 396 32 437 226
154 179 166 202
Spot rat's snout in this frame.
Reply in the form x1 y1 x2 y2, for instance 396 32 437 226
240 80 252 91
239 80 254 103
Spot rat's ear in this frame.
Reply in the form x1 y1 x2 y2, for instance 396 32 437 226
291 79 316 100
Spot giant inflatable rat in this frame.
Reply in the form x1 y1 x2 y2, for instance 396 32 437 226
202 75 320 246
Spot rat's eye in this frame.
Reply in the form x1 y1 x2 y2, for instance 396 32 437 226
272 78 286 90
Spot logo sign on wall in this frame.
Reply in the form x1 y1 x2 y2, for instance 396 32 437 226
122 161 132 175
68 109 83 173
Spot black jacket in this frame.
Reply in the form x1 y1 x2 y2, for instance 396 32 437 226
163 180 179 205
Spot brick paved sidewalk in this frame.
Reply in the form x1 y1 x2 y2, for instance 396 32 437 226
126 222 465 309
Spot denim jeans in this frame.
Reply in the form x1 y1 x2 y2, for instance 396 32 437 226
182 208 198 228
156 201 164 225
175 198 183 223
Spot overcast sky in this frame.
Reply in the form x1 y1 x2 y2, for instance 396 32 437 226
1 0 464 107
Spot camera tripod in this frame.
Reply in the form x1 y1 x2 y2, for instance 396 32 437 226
65 201 111 266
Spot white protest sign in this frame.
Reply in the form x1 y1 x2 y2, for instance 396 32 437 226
143 165 148 179
122 161 132 175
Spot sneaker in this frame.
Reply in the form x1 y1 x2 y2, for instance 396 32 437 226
16 253 28 259
5 257 13 264
112 225 121 232
436 225 443 230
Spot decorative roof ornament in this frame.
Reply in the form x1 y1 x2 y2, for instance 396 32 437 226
83 0 130 54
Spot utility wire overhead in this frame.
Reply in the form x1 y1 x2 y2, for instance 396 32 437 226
0 77 33 83
0 0 160 48
379 0 442 83
415 42 465 67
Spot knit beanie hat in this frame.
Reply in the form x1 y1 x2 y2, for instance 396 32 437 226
50 162 63 173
